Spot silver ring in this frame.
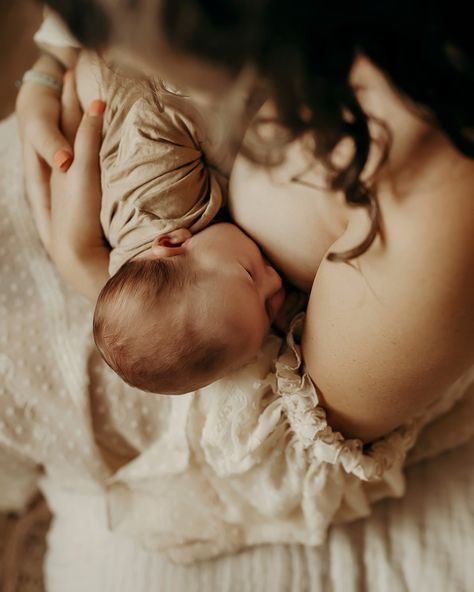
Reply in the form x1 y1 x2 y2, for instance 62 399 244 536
18 69 63 94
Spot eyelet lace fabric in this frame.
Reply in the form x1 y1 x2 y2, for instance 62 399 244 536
1 114 474 564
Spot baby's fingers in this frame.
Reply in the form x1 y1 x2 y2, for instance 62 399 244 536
61 71 82 146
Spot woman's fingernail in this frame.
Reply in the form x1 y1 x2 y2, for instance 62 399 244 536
54 149 73 171
88 100 106 116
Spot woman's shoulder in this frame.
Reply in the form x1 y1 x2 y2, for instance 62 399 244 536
303 198 473 442
302 60 474 441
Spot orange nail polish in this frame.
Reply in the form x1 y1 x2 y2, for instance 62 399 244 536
88 100 106 116
54 149 73 171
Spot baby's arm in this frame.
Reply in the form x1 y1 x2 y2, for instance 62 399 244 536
103 93 226 274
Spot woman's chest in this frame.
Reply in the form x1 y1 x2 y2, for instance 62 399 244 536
229 144 350 292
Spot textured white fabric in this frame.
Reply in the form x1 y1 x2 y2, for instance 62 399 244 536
1 110 474 584
42 434 474 592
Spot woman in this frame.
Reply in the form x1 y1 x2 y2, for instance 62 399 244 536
7 0 474 587
19 0 474 440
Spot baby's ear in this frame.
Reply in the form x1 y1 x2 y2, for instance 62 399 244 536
150 228 191 258
154 228 192 248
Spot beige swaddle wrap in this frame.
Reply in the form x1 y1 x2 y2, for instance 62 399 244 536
75 53 225 275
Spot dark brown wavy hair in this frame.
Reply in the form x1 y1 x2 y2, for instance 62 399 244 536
44 0 474 260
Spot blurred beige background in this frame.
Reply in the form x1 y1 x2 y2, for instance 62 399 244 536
0 3 49 591
0 0 42 119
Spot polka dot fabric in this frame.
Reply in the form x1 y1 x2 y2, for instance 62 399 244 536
0 116 165 484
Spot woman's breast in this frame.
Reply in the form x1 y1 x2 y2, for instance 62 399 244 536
229 145 350 292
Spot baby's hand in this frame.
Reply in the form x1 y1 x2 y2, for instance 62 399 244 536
16 54 73 248
273 288 308 333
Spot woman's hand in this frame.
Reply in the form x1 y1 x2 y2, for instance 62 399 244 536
16 54 74 248
29 71 110 301
49 73 105 260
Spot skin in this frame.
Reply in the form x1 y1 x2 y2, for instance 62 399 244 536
15 52 75 250
18 9 474 442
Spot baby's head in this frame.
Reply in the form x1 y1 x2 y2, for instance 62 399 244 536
93 223 285 394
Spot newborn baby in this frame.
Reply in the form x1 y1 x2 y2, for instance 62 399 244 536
94 223 287 394
70 52 293 394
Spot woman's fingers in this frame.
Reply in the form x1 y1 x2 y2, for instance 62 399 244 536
29 115 74 172
49 100 106 260
73 100 105 171
23 144 53 253
17 79 74 172
61 71 83 147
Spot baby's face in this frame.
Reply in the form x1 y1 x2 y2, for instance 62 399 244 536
187 224 285 370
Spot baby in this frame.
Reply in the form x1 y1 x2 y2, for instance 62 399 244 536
35 14 301 395
73 53 294 395
94 222 288 394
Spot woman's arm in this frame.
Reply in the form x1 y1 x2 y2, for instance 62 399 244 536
302 132 474 442
16 19 80 247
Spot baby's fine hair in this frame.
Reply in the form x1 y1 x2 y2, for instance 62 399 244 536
93 257 229 394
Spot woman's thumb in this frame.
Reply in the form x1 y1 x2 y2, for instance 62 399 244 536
73 100 105 168
61 70 83 147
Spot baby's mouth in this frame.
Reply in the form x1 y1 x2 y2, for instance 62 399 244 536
268 284 286 322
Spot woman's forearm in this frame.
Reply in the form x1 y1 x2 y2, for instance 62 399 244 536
56 247 109 302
